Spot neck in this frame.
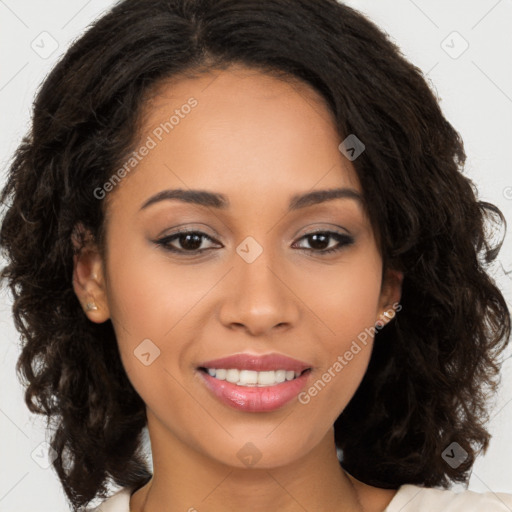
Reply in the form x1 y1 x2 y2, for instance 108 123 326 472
131 412 366 512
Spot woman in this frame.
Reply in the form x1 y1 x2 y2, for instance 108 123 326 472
1 0 511 511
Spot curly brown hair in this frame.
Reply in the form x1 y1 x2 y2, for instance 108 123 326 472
0 0 510 510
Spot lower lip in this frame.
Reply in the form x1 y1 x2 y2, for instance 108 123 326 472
198 370 311 412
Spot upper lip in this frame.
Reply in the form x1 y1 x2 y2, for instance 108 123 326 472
198 353 312 373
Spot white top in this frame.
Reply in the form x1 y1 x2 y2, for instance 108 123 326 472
89 483 512 511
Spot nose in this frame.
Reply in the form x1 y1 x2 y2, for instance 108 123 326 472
218 248 300 336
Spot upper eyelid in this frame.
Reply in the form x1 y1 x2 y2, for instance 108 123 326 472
161 221 352 237
158 227 350 240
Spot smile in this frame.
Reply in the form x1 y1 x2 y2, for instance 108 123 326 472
196 352 313 412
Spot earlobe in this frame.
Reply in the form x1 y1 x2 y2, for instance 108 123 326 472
71 223 110 323
376 269 403 328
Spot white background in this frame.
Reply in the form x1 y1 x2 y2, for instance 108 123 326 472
1 1 511 511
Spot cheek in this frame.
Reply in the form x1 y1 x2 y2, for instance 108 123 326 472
106 257 198 432
104 230 209 340
296 249 383 339
103 238 219 407
294 252 382 417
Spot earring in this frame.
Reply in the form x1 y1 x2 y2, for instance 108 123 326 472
376 306 396 328
85 301 98 311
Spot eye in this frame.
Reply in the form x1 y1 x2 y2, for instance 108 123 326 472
154 230 222 254
153 229 354 256
292 230 354 255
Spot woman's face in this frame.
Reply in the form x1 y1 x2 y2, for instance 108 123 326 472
75 65 402 469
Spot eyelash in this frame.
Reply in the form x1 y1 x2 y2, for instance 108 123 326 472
154 229 354 256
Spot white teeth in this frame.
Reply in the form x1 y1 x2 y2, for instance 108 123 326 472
275 370 286 383
258 371 276 386
225 369 239 383
215 369 227 380
239 370 258 385
204 368 302 386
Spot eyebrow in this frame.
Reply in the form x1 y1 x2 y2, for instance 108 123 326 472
139 187 362 211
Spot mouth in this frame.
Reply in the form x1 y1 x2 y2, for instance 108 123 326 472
196 352 313 412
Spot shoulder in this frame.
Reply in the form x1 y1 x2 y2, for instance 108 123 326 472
86 487 133 512
85 484 512 512
385 484 512 511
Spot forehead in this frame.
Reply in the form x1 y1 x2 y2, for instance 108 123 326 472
105 65 362 216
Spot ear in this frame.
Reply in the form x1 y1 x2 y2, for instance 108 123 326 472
71 223 110 323
376 268 403 328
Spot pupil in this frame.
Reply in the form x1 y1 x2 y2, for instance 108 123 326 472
309 233 328 250
181 233 202 250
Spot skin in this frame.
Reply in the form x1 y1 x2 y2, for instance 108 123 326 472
73 65 403 512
